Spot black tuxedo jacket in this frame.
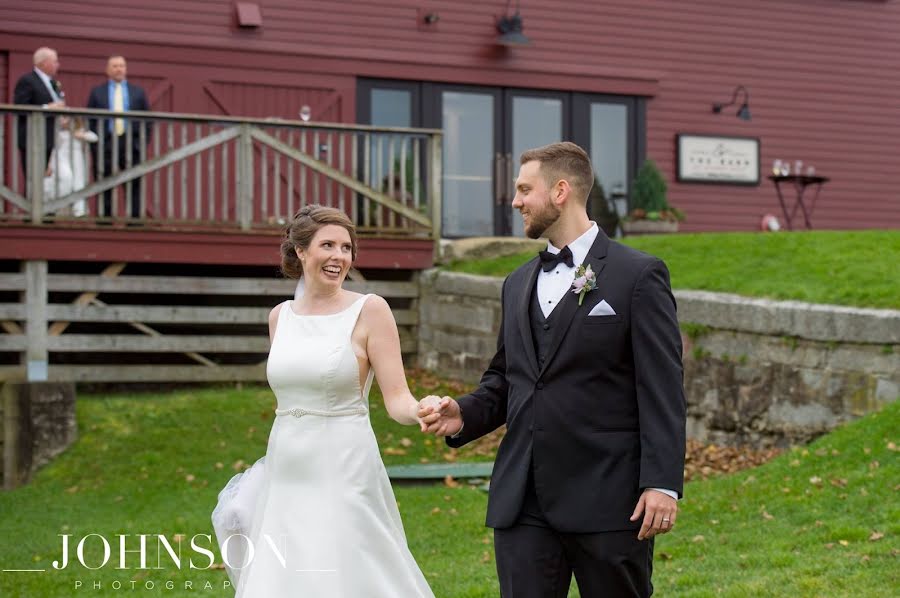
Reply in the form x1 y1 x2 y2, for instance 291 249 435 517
448 229 686 533
13 71 59 153
86 82 150 150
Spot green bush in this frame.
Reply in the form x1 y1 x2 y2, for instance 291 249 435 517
629 160 683 222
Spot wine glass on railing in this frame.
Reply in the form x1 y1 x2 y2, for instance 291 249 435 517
299 105 311 122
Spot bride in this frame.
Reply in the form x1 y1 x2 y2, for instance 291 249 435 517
44 116 97 216
212 204 435 597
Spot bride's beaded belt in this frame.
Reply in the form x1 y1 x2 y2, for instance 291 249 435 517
274 406 368 418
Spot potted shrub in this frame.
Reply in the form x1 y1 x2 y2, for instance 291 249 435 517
621 160 684 234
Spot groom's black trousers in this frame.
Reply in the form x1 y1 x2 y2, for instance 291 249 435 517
493 472 654 598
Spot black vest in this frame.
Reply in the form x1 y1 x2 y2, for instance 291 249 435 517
529 281 559 370
517 281 561 526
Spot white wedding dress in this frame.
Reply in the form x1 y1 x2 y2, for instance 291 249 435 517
212 294 434 597
44 129 94 216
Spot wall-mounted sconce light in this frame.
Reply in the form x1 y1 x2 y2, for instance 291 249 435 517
496 0 530 46
712 85 752 121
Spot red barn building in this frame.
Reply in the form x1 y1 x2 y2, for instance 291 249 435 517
2 0 898 234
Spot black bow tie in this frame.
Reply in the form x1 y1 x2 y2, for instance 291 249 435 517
538 245 575 272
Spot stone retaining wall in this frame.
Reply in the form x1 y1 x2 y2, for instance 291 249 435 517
418 270 899 447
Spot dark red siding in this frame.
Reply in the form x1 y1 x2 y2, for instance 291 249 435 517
1 0 899 231
0 51 7 104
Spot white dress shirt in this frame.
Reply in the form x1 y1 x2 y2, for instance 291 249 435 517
537 222 599 318
34 67 61 103
537 222 678 502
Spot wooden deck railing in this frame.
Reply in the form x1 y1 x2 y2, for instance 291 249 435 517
0 104 442 239
0 264 420 384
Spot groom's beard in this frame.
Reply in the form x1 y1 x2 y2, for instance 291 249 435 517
523 198 561 239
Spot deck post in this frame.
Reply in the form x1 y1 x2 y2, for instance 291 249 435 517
237 123 254 230
28 113 46 222
429 132 443 260
24 260 48 382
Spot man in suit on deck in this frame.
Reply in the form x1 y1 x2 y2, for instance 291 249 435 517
86 55 150 219
419 142 686 597
13 47 65 174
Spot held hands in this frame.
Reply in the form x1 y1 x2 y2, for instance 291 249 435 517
416 395 462 437
630 489 678 540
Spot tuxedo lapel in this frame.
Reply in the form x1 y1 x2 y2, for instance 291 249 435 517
516 259 541 376
31 72 52 104
538 231 610 376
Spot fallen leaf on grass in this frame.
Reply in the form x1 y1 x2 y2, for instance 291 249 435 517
869 531 884 541
383 447 407 456
839 540 849 547
829 478 848 488
809 476 823 486
692 535 705 543
399 437 413 448
444 475 460 488
761 511 774 521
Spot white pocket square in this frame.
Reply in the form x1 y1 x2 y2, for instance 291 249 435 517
588 300 617 316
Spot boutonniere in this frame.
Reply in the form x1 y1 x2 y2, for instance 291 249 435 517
571 264 597 306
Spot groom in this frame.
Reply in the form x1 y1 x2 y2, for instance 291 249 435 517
419 142 686 597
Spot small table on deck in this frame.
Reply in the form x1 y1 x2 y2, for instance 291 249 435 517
767 174 829 230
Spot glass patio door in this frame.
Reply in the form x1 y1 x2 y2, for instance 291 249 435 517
359 80 643 238
504 90 568 237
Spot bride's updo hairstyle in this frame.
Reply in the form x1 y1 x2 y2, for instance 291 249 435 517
280 204 358 279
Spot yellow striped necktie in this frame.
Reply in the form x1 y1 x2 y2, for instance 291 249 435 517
112 83 125 136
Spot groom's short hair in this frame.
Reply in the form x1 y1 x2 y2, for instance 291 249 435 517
520 142 594 204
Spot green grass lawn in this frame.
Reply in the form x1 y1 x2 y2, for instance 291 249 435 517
0 384 896 597
444 230 900 309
